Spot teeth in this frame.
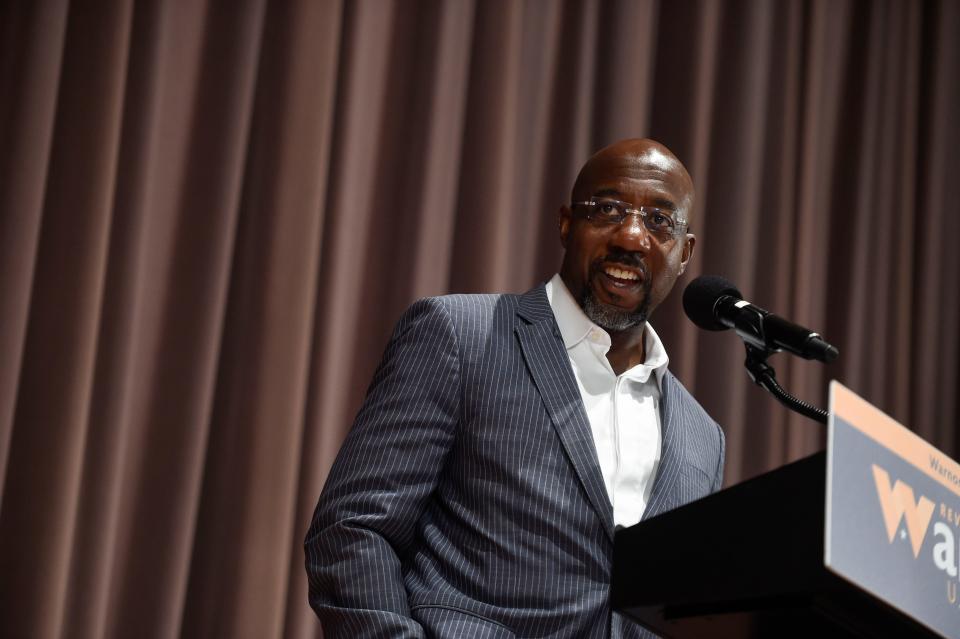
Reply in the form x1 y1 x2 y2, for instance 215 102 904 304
604 266 639 281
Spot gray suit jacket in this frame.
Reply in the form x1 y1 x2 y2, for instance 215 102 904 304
305 285 725 638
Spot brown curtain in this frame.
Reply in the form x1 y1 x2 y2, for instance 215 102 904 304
1 0 957 637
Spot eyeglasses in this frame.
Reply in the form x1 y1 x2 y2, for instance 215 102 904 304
572 197 688 238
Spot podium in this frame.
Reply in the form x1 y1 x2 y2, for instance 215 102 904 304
612 383 960 639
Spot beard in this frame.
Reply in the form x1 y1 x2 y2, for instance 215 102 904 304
580 254 653 331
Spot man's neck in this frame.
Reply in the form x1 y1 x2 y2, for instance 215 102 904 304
606 325 647 376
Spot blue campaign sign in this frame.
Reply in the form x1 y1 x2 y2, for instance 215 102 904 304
826 381 960 639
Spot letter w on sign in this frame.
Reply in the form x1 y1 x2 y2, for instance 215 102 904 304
872 464 935 558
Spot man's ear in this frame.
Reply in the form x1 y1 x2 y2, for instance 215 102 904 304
678 233 696 275
559 206 572 248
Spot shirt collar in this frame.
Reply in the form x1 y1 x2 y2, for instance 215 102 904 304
545 273 670 388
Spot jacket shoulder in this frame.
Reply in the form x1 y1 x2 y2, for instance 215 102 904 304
404 291 528 329
399 291 537 364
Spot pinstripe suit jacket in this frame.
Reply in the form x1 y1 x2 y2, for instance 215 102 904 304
305 285 725 638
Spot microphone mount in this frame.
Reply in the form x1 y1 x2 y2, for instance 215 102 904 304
742 343 829 425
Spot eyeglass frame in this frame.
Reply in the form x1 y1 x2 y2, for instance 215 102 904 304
570 197 689 238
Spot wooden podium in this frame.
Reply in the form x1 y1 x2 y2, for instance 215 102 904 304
613 383 959 639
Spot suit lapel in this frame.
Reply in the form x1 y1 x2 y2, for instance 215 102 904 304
515 286 615 541
642 371 686 520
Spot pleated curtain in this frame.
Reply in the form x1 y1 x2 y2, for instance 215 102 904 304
0 1 957 637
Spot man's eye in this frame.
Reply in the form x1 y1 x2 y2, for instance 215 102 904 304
649 212 674 229
598 203 618 215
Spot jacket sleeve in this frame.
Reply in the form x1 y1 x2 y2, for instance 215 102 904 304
304 297 461 638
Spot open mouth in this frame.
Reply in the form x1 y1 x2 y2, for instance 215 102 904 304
599 264 644 289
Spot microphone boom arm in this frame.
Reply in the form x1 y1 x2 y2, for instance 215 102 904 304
742 344 830 425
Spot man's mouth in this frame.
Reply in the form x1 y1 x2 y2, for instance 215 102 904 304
597 262 646 291
602 265 641 283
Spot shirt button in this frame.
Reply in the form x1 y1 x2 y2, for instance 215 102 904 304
590 329 603 341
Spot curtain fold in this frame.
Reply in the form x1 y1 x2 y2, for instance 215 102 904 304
0 1 957 637
0 2 134 636
0 1 70 504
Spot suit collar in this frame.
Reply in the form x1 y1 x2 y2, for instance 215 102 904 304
515 284 616 541
642 370 686 520
516 283 555 325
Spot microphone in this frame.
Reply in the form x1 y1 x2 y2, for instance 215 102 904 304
682 275 839 363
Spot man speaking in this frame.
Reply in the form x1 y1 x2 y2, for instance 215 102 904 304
305 139 725 638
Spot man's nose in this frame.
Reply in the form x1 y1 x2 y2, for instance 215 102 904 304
610 214 652 251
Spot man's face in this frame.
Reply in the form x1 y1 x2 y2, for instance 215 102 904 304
558 142 695 332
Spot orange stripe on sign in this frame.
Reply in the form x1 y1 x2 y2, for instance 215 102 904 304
831 381 960 500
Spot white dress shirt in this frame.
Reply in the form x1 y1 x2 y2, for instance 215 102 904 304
545 274 668 528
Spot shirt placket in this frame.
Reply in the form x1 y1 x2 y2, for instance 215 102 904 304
611 375 626 517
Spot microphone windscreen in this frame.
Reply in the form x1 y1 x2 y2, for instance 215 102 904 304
683 275 742 331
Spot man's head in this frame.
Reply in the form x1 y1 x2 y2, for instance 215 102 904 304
558 138 696 334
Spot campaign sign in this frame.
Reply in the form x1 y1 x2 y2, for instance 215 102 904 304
826 381 960 638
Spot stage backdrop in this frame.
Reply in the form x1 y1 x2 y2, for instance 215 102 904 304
1 0 958 637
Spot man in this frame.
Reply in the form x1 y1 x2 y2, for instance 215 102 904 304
305 139 725 638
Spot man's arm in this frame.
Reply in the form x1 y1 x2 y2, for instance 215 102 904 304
304 297 462 638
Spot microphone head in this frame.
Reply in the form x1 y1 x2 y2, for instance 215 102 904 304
683 275 743 331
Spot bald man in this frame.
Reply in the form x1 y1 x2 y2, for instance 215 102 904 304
305 139 725 639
